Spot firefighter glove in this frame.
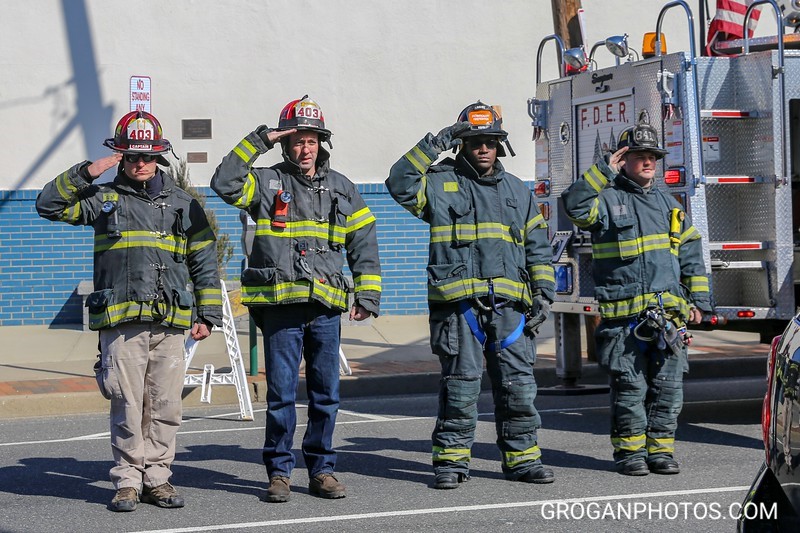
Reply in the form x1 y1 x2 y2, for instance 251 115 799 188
430 122 471 154
256 125 276 149
525 294 552 335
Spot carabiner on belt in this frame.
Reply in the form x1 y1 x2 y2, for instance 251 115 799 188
473 279 510 315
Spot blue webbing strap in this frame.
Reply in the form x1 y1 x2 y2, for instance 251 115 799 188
459 301 526 353
460 300 487 345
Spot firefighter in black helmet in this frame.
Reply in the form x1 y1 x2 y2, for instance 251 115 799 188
563 121 712 476
386 101 556 489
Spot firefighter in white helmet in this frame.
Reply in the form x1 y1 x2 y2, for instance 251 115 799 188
211 96 381 502
37 111 222 511
562 122 712 476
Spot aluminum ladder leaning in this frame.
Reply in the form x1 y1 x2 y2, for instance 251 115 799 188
184 279 254 421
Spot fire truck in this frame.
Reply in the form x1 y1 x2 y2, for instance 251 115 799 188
529 0 800 383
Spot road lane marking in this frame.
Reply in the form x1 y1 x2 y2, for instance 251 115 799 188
131 485 751 533
0 416 432 447
177 417 433 437
338 409 394 421
0 398 757 448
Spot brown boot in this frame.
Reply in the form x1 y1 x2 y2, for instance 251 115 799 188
309 473 346 499
265 476 291 503
141 482 185 508
109 487 138 512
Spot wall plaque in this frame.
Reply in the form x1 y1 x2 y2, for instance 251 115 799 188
182 119 212 139
186 152 208 163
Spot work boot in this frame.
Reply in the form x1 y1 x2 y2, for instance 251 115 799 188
265 476 291 503
433 472 469 489
109 487 138 512
518 465 555 484
648 457 680 475
617 458 649 476
141 482 185 508
309 473 346 499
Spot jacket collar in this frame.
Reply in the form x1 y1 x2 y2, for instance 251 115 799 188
113 168 174 199
455 152 505 183
614 171 652 194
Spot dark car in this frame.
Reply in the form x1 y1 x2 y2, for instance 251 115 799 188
738 317 800 530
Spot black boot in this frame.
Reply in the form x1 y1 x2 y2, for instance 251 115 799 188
433 472 469 489
648 457 680 475
517 465 555 484
618 458 650 476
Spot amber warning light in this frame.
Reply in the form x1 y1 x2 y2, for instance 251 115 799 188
642 32 667 58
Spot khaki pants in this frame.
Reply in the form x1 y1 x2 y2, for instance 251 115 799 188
98 322 185 490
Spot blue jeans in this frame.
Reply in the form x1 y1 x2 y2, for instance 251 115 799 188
251 303 342 478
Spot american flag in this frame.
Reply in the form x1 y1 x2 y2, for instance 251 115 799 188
706 0 762 55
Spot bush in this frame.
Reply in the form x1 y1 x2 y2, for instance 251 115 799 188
168 158 234 278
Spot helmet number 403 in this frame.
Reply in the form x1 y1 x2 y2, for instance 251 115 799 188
296 106 320 119
128 127 153 140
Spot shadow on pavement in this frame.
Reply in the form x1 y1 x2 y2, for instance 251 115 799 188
0 444 266 507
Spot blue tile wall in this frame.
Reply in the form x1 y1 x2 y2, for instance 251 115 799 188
0 190 93 326
1 182 537 325
0 185 427 325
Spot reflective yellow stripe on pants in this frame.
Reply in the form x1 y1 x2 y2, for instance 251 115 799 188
611 434 646 453
432 446 471 463
502 445 542 468
646 436 675 455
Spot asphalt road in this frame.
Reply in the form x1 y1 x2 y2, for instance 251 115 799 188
0 379 766 533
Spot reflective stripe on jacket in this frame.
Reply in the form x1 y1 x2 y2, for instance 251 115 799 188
36 164 223 330
210 131 381 315
385 134 555 305
561 159 712 320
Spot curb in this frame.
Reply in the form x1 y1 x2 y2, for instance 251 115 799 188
0 355 767 419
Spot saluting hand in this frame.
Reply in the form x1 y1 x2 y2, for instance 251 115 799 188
87 153 123 179
608 146 629 174
266 128 297 145
255 125 298 148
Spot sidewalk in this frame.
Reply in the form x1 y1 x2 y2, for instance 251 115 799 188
0 316 770 418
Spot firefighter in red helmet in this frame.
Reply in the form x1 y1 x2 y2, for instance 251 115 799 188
212 96 381 503
36 111 222 512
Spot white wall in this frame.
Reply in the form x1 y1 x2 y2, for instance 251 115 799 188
0 0 780 188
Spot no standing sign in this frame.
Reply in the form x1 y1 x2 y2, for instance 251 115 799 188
130 76 151 112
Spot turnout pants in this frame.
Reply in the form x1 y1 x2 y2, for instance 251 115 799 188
251 302 342 479
98 322 186 490
429 301 544 480
595 319 687 467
